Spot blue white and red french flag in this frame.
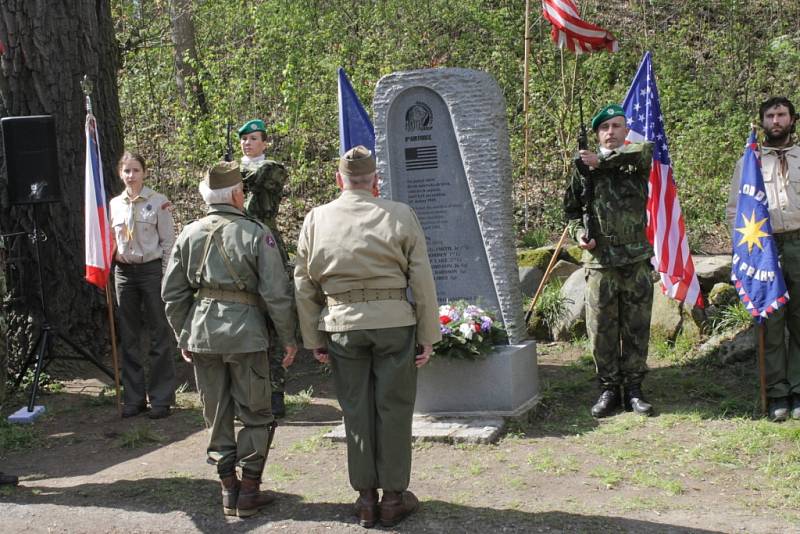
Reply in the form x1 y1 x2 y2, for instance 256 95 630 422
337 67 375 155
730 130 788 321
84 113 113 288
622 52 704 308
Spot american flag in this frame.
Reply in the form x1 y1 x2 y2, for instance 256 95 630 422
622 52 704 308
541 0 618 54
84 112 113 288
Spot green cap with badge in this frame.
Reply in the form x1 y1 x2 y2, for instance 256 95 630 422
238 119 266 137
591 104 626 131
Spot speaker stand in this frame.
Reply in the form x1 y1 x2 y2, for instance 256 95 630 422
10 204 113 412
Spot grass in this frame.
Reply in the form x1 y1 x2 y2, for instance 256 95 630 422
115 425 165 448
289 429 332 453
0 420 40 453
588 465 623 488
527 449 579 475
711 301 753 334
285 386 314 415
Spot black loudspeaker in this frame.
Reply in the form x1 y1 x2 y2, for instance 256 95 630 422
1 115 62 205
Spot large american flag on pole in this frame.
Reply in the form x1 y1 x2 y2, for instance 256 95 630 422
541 0 618 54
622 51 704 308
84 113 113 288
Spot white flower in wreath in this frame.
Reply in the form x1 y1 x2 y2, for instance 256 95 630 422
458 323 474 340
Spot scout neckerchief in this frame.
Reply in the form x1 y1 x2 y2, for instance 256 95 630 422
763 145 792 180
124 188 144 242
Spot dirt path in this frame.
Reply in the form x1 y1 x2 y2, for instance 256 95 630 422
2 345 799 533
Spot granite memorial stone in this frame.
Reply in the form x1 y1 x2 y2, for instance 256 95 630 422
373 68 538 416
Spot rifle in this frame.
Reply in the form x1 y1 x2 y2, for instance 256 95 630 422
574 97 594 243
223 119 233 162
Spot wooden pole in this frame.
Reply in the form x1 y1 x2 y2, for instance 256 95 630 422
105 279 122 416
758 322 767 415
522 0 531 230
524 225 570 324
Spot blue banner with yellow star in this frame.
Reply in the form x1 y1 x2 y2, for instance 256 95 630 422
731 130 788 322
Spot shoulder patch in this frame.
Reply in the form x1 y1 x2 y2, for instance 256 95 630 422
265 234 276 248
161 201 173 211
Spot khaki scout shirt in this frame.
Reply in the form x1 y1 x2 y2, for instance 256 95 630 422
161 204 297 354
110 186 175 269
294 189 442 349
727 144 800 233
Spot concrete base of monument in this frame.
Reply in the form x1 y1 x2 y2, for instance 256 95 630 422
414 339 539 417
325 415 505 444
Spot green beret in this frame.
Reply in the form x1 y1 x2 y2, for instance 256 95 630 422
238 119 266 136
591 104 626 131
206 161 242 190
339 145 376 177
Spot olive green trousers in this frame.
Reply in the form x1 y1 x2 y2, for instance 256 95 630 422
193 351 274 480
327 325 417 492
764 236 800 398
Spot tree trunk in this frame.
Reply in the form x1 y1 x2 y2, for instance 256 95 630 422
0 0 123 379
168 0 208 115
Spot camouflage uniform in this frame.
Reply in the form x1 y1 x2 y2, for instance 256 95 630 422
240 159 290 394
564 142 654 388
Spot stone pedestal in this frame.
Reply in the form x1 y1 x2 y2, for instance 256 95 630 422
414 340 538 417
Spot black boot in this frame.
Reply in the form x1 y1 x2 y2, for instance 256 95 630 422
0 472 19 486
591 387 621 418
624 384 653 416
271 391 286 418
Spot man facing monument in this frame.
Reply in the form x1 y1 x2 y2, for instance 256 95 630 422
727 96 800 422
238 118 292 416
162 162 297 517
563 104 655 418
294 146 441 528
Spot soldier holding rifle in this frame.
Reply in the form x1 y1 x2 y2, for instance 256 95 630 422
563 104 655 418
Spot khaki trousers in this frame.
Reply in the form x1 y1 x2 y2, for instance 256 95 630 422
327 325 417 492
193 351 274 479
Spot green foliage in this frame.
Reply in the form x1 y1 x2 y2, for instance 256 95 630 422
0 419 39 453
115 425 165 449
111 1 800 250
534 279 572 339
286 386 314 416
711 301 753 334
519 227 549 248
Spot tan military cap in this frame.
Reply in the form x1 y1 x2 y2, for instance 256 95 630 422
206 161 241 190
339 145 376 176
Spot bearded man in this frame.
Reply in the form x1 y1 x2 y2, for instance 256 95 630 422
727 96 800 422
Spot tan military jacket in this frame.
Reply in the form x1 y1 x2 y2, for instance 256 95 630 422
162 204 297 353
294 189 441 348
110 186 175 270
727 144 800 233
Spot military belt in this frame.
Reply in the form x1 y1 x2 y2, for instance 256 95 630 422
326 288 408 306
196 287 261 306
595 233 645 246
775 229 800 242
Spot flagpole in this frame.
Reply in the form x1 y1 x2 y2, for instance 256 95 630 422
758 323 767 415
522 0 531 231
82 75 122 416
105 279 122 415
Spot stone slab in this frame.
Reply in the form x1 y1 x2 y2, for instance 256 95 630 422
373 68 525 344
325 415 505 444
414 339 538 416
8 405 46 424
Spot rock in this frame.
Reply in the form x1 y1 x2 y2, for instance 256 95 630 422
694 255 731 293
563 245 582 264
697 325 755 364
553 268 586 341
519 266 544 297
549 259 580 284
709 282 738 307
517 247 553 270
650 283 683 340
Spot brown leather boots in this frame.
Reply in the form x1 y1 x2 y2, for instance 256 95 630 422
353 489 419 528
220 475 275 518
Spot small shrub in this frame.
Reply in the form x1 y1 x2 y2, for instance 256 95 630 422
711 301 752 334
520 227 549 248
534 279 572 339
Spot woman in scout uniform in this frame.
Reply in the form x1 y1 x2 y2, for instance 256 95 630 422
109 151 176 419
